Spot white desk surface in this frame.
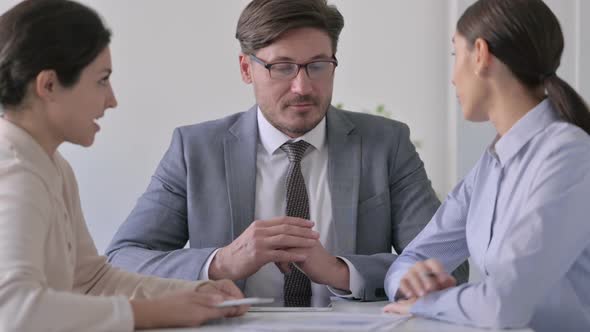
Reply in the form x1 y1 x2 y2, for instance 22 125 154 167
147 299 534 332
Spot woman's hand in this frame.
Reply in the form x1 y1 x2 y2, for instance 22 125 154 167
383 259 457 316
131 279 247 329
382 297 418 315
398 259 456 299
195 279 249 317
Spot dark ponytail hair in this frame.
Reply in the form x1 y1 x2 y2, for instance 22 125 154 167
0 0 111 109
457 0 590 135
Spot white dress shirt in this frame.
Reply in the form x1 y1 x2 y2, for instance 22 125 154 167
200 109 364 306
0 118 203 332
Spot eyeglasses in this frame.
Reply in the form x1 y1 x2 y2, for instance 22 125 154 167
249 54 338 81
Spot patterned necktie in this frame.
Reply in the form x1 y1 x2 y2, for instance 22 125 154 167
280 140 312 307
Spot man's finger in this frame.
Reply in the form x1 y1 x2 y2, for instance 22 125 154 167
275 262 292 274
252 217 315 228
264 224 320 239
264 235 317 249
267 250 308 263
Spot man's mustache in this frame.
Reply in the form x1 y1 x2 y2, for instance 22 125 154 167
283 95 318 107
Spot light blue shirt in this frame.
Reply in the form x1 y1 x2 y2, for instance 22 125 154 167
385 99 590 332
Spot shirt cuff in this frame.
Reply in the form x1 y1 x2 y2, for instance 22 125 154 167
198 248 220 280
385 273 404 301
327 256 365 299
409 289 447 320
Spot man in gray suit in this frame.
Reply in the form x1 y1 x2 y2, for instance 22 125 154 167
107 0 467 306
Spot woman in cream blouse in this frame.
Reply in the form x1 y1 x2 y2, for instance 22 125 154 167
0 1 247 331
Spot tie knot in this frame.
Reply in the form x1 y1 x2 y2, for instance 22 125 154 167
280 140 310 163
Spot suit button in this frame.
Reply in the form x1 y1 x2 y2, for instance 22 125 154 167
67 242 72 251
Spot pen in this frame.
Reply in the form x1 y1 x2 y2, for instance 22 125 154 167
421 272 439 278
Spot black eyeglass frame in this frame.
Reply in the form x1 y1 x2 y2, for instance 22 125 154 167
249 54 339 80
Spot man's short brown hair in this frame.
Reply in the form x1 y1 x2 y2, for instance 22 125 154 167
235 0 344 55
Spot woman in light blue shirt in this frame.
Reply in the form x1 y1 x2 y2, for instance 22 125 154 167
383 0 590 331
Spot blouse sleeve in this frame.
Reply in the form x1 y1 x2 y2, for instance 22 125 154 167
0 161 134 332
58 155 203 299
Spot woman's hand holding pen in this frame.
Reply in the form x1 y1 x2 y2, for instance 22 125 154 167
130 279 247 329
398 258 456 299
383 259 456 315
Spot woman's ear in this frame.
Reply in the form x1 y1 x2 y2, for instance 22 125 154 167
473 37 492 76
34 70 59 102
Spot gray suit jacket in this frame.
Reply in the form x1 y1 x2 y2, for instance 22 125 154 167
106 106 468 300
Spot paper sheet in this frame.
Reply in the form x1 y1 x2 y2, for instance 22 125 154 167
247 306 333 312
213 312 410 331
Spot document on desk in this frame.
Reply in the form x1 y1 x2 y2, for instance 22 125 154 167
247 306 333 312
221 312 410 331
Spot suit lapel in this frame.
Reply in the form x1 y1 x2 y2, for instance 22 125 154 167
224 106 258 239
327 108 360 255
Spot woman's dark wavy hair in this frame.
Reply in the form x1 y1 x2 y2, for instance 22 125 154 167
0 0 111 109
458 0 590 134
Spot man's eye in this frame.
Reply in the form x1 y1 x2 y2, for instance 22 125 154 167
272 64 295 74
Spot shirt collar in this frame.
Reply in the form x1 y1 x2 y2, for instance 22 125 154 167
491 99 560 165
257 106 326 155
0 117 62 193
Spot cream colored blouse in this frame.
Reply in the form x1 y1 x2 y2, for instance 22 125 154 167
0 118 202 332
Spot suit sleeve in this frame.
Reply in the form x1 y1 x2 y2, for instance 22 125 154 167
106 128 217 281
342 123 468 301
